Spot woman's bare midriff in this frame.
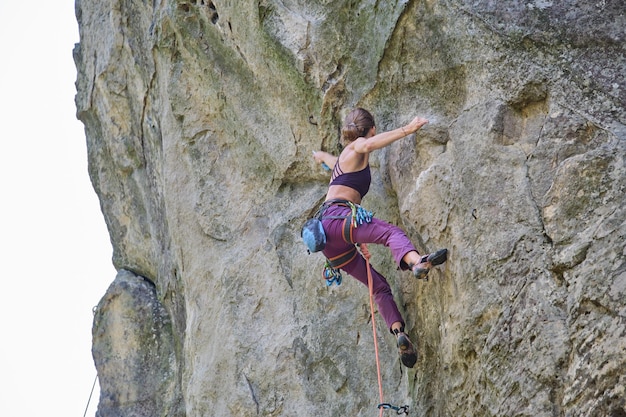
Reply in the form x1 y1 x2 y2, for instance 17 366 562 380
325 184 362 205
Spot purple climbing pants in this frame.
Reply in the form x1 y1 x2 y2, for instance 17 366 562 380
320 204 418 331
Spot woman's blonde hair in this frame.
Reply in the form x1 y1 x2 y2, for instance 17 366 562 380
341 108 375 142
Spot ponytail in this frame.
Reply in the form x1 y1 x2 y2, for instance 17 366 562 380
341 123 363 142
341 108 375 143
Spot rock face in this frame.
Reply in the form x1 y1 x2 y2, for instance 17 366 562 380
74 1 626 416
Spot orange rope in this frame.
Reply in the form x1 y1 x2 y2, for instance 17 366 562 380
366 257 385 417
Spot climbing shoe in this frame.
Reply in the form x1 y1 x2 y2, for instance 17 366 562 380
411 248 448 280
395 330 417 368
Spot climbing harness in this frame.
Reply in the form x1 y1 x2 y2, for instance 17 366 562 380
366 257 410 416
317 199 373 243
304 199 373 286
322 245 358 286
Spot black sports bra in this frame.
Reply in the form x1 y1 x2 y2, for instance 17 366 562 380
329 161 371 198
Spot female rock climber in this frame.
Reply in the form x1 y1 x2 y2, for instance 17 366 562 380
312 107 448 368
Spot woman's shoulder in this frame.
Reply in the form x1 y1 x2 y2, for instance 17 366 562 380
338 147 368 172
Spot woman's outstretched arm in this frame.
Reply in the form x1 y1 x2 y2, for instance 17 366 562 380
353 116 428 154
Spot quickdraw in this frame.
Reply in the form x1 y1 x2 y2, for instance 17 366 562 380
349 202 373 227
322 260 343 286
317 199 373 228
378 403 409 415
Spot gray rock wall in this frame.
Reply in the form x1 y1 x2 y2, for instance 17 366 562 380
75 0 625 416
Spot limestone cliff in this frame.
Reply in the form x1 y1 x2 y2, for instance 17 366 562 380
74 1 626 416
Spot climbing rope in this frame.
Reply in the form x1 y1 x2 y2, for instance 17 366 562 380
83 374 98 417
366 256 385 417
366 255 410 416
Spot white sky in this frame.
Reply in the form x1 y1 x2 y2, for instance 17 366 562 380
0 2 115 416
